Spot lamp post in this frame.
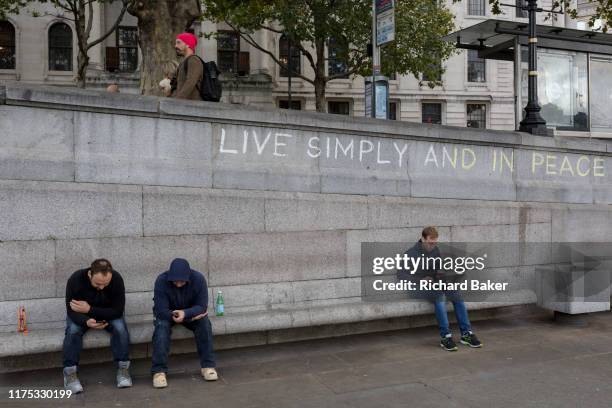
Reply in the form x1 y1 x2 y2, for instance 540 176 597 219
518 0 549 135
287 36 292 109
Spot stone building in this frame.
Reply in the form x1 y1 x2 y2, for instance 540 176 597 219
0 0 591 130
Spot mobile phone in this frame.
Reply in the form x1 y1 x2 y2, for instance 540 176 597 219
96 320 106 324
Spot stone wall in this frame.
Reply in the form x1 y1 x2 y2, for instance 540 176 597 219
1 83 611 362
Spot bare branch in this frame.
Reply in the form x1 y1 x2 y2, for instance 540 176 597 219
293 41 317 73
34 11 75 21
85 0 93 40
258 24 285 34
224 20 315 84
326 56 367 81
87 0 131 50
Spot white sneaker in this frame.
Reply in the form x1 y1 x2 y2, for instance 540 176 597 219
63 366 84 394
116 361 132 388
153 372 168 388
201 367 218 381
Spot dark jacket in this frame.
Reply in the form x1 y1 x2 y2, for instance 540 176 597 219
153 258 208 321
65 268 126 326
173 55 203 100
397 239 441 281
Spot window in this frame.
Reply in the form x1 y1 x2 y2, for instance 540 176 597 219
467 49 486 82
468 0 485 15
49 23 73 71
516 0 528 18
0 21 15 70
117 26 138 72
389 101 398 120
328 101 350 115
521 48 589 131
590 57 612 132
328 37 348 78
422 103 442 124
279 34 300 77
217 31 240 74
467 104 486 128
279 100 302 110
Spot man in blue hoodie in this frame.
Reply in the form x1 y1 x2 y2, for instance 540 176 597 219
151 258 217 388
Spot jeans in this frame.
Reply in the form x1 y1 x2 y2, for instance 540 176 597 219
63 316 130 368
151 316 216 374
433 290 472 338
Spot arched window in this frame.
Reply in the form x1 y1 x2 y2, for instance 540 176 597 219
0 21 16 70
279 34 300 77
49 23 73 71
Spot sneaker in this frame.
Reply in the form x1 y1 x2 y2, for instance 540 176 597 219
153 372 168 388
440 336 458 351
116 361 133 388
63 366 84 394
460 332 482 348
201 367 218 381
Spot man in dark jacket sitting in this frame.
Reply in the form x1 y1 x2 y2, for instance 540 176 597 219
151 258 217 388
399 227 482 351
62 258 132 393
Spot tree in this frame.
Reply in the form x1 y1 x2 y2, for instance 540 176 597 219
202 0 456 112
127 0 201 95
0 0 131 88
484 0 610 32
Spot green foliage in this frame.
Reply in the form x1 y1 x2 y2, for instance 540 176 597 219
381 0 457 87
202 0 457 86
0 0 30 17
483 0 610 33
1 0 123 20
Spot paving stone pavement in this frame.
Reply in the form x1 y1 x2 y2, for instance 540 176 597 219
1 311 612 408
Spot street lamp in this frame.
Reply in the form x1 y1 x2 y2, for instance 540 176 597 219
518 0 549 135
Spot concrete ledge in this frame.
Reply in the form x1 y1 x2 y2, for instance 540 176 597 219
4 83 159 115
2 82 610 154
0 298 533 358
0 303 547 373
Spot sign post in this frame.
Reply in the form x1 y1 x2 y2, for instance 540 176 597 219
365 76 389 119
370 0 394 119
376 0 395 46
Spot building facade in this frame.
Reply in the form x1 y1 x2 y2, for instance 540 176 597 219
0 0 588 130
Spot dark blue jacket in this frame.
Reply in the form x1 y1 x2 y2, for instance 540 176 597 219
397 239 441 281
153 258 208 321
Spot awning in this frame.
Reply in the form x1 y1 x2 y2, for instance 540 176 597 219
443 19 612 60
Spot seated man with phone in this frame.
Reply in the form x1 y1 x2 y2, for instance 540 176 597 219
151 258 217 388
63 258 132 393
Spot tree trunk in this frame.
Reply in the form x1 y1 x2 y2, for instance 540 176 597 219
129 0 201 95
76 49 89 88
314 76 326 113
313 38 327 112
75 1 88 88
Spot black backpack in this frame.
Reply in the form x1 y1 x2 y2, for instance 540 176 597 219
182 55 222 102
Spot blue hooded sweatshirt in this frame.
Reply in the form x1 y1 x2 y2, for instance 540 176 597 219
153 258 209 321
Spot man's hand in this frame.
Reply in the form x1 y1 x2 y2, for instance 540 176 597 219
86 318 108 329
172 310 185 323
70 300 91 314
190 311 208 321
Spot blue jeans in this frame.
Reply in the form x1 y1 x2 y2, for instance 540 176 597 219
62 316 130 367
151 316 216 374
433 290 472 338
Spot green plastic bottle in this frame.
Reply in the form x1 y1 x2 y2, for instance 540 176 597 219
215 290 224 316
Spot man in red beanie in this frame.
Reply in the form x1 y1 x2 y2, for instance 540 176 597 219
172 32 203 100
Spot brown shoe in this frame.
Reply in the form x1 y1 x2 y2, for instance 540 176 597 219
153 372 167 388
201 367 218 381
